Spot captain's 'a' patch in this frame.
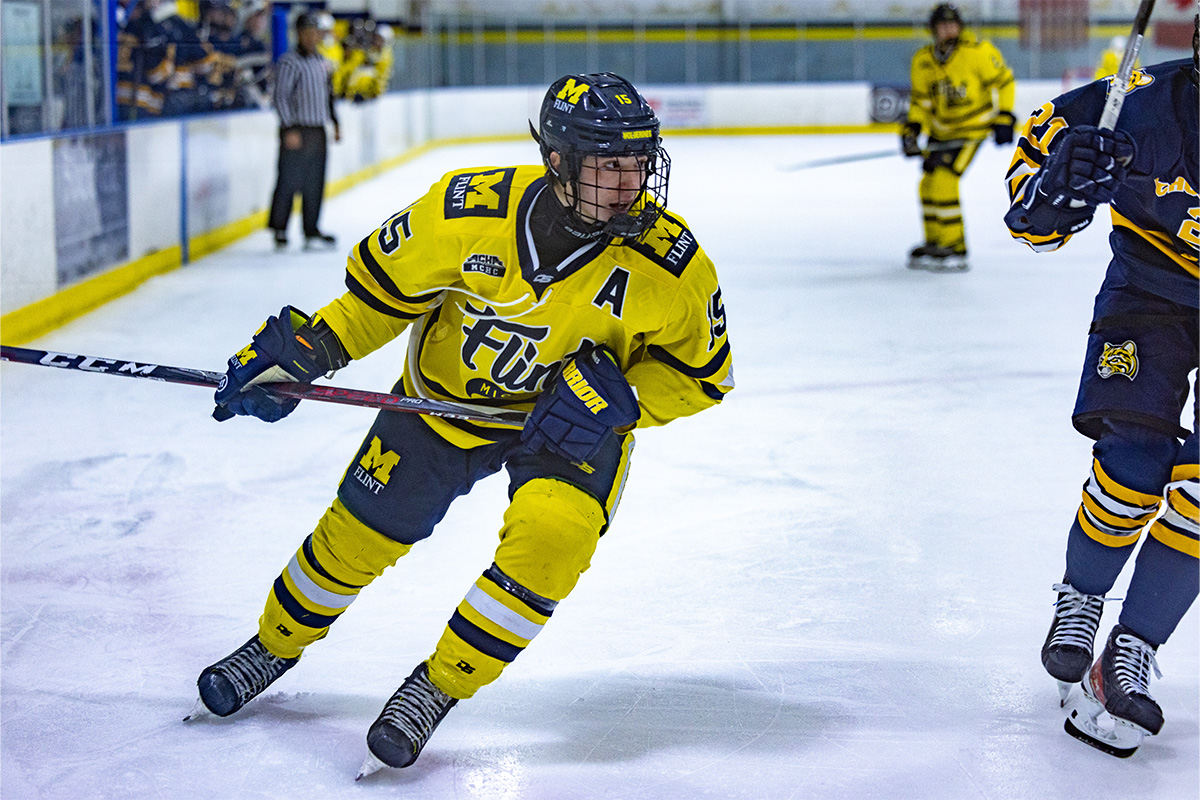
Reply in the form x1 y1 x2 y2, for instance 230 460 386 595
445 168 517 219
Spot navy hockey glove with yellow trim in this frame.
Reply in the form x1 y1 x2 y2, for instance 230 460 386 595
1007 125 1134 238
1035 125 1134 210
213 306 347 422
991 111 1016 145
521 345 640 464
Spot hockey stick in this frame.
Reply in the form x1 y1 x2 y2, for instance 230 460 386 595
1099 0 1155 130
0 345 528 428
778 138 974 171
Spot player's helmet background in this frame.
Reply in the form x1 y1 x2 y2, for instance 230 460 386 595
535 72 670 239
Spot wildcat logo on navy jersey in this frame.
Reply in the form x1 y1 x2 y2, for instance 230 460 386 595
1097 341 1139 380
1105 68 1154 94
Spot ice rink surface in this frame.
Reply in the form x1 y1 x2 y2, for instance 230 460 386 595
2 133 1196 800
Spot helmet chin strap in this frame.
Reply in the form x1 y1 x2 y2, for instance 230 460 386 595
544 172 606 241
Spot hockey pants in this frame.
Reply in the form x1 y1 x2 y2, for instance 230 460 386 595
1063 286 1199 646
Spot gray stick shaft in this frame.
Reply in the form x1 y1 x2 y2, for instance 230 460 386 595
779 138 973 172
1098 0 1156 130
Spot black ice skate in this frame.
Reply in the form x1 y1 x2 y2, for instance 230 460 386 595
1041 581 1107 704
906 243 939 270
304 232 337 251
908 244 968 272
1063 624 1163 758
187 635 299 719
357 662 458 779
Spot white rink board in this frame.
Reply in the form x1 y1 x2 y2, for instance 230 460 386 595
1 134 1196 800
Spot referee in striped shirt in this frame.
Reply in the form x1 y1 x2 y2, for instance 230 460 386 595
268 12 340 251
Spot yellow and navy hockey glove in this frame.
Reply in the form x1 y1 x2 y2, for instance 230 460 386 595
213 306 348 422
521 345 639 464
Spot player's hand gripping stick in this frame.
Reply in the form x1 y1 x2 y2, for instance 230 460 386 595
214 306 331 423
521 345 640 465
1033 125 1135 212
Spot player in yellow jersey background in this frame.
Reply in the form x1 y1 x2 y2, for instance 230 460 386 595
188 72 734 779
902 3 1015 271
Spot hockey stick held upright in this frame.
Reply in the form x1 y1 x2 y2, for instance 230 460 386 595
1098 0 1156 131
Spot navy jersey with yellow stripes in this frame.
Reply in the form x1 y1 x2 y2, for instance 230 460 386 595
313 164 734 448
1004 59 1199 308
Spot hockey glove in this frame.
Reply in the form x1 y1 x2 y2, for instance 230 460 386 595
521 345 640 464
213 306 348 422
991 111 1016 145
900 122 922 157
1034 125 1134 210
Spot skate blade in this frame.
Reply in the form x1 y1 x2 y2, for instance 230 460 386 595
355 750 389 781
1055 680 1076 707
183 698 213 722
1062 693 1146 758
927 257 969 272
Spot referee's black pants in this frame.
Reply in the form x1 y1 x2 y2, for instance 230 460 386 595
268 126 328 237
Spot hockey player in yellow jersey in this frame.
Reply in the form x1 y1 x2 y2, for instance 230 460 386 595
190 72 734 778
902 3 1015 271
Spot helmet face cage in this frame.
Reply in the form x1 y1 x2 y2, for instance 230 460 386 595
536 73 669 239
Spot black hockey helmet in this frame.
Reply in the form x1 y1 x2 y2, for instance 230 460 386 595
531 72 669 239
929 3 963 32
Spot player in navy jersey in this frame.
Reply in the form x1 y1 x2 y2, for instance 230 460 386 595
1003 20 1198 756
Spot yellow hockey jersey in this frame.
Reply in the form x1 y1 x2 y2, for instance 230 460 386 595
907 31 1015 141
314 164 735 448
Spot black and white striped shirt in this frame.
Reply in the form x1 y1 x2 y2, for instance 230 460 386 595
273 50 337 128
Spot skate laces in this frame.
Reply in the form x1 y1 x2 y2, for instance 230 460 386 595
219 639 293 704
378 667 454 744
1048 583 1112 650
1111 632 1162 697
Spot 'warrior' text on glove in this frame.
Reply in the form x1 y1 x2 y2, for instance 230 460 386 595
521 345 640 464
